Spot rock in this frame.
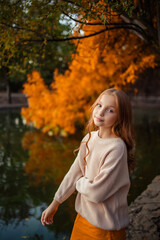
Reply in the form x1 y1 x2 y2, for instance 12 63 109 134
126 175 160 240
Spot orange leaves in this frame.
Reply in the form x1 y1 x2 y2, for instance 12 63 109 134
140 55 157 69
21 12 158 136
22 70 55 130
120 54 157 84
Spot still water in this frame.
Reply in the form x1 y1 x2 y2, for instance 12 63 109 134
0 107 160 240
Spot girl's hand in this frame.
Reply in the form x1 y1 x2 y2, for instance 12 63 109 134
41 200 60 226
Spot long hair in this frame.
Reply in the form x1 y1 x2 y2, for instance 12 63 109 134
74 88 136 172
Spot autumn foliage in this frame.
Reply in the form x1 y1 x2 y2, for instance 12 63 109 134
21 7 158 136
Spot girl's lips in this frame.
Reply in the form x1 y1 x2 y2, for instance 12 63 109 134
95 116 104 122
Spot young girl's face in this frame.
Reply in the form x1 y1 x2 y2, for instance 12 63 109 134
92 93 118 130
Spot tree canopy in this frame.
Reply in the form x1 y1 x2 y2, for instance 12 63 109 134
0 0 159 50
0 0 75 94
0 0 159 91
21 15 158 136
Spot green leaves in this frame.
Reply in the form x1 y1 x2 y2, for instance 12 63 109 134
0 0 75 85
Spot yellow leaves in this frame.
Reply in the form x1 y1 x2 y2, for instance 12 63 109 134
16 37 19 42
21 9 158 136
120 63 138 84
120 54 157 85
43 38 47 45
140 55 158 69
22 71 55 131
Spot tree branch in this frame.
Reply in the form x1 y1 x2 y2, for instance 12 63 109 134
120 13 155 42
0 16 148 44
21 25 148 43
60 8 147 40
156 0 160 47
0 21 44 36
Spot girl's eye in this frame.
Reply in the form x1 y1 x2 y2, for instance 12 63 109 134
106 109 113 113
96 104 114 113
97 103 101 107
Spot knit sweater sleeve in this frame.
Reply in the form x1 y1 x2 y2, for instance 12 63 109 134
76 142 130 203
53 134 88 204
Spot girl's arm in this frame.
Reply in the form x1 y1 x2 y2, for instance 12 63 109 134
53 137 86 203
41 199 60 226
41 134 87 226
76 143 130 203
41 151 83 226
41 138 86 226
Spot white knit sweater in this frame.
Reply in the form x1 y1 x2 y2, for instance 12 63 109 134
54 130 130 230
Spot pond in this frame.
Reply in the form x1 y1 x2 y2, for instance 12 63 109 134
0 107 160 240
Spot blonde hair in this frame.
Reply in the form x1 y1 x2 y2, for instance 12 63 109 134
74 88 136 172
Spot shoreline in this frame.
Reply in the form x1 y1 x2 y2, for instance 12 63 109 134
130 96 160 107
0 93 160 109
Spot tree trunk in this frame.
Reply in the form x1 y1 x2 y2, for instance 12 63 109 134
6 79 11 104
3 66 12 104
156 0 160 47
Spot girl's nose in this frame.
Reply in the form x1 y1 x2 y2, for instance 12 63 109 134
99 109 104 116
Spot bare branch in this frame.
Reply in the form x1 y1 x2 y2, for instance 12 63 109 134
0 14 147 44
21 25 148 43
60 8 147 39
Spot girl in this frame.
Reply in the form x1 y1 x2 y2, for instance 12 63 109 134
41 88 135 240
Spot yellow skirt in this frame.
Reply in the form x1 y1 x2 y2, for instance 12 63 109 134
70 214 126 240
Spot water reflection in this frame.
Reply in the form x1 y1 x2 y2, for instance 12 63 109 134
0 111 30 226
22 130 78 187
0 107 160 240
0 110 77 239
129 107 160 203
